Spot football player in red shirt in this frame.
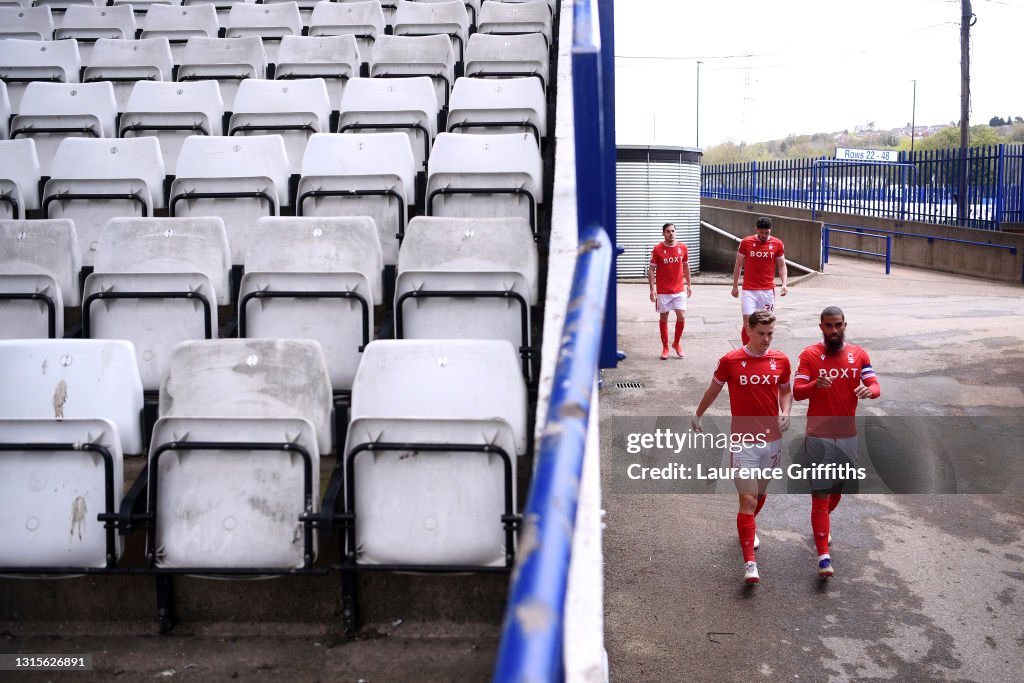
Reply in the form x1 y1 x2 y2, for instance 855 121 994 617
691 310 792 585
648 222 692 360
794 306 880 578
731 217 788 346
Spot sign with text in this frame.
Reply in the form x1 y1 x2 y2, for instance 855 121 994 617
835 147 899 162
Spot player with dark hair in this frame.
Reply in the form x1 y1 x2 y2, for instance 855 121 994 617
648 222 692 360
692 310 792 584
731 216 787 346
793 306 880 578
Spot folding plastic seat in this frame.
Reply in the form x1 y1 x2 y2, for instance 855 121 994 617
0 218 81 339
426 132 543 236
83 37 175 112
478 0 551 49
307 1 383 63
176 35 267 111
239 216 382 390
148 338 332 569
298 132 413 266
395 215 537 377
274 34 361 113
0 338 144 569
342 338 525 567
0 6 55 40
392 1 468 70
447 76 545 144
228 78 331 174
181 0 255 27
53 5 137 63
83 217 229 390
0 38 81 111
337 0 395 27
464 32 548 92
337 76 437 175
43 137 166 267
110 0 182 32
369 34 454 113
0 82 9 140
262 0 317 28
9 81 117 177
223 2 302 64
0 138 40 219
119 80 224 174
140 3 219 65
170 134 290 265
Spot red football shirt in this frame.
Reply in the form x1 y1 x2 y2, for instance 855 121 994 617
738 235 784 290
795 342 876 438
713 347 791 441
650 242 688 294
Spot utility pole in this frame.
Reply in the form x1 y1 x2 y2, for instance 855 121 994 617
910 79 917 156
696 60 702 148
958 0 973 225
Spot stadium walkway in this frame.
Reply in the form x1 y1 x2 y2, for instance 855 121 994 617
602 256 1024 682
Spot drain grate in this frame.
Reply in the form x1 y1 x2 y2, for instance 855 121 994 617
615 381 643 389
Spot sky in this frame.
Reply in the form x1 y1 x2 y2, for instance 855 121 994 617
613 0 1024 148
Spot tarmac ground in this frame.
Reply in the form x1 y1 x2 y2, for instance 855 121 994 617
602 256 1024 682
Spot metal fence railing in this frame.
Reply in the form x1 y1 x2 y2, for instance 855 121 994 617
702 144 1024 230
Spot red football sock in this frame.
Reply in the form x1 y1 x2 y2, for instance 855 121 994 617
659 319 669 347
754 494 767 517
673 319 685 345
811 497 831 555
828 493 842 513
737 512 757 562
741 326 750 345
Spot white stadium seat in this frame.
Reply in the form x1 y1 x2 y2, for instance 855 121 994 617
344 338 526 566
337 0 395 27
0 138 41 219
0 218 81 339
240 216 383 390
10 81 117 177
177 35 267 111
54 5 138 63
274 34 361 112
148 338 332 568
464 31 548 92
83 37 175 112
298 131 415 266
369 34 454 113
395 215 538 377
337 76 438 174
0 38 81 111
0 82 9 140
426 132 543 235
477 0 552 48
32 0 106 31
447 75 546 143
0 338 145 569
170 134 291 265
141 3 219 65
43 136 167 266
223 1 303 64
0 5 55 40
307 1 384 61
119 79 224 175
229 78 331 174
392 0 469 68
410 0 480 31
83 216 229 390
111 0 182 33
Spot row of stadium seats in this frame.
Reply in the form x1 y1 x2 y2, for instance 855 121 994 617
0 1 553 64
0 129 544 259
0 75 546 172
0 214 538 388
0 30 550 109
0 334 525 572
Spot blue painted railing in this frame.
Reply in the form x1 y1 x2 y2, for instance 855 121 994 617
493 0 615 680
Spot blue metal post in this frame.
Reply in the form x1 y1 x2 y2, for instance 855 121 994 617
885 234 892 274
751 160 758 204
492 228 612 683
995 144 1006 230
823 226 830 264
598 0 622 367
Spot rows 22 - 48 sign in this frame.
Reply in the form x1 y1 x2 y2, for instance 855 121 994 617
835 147 899 162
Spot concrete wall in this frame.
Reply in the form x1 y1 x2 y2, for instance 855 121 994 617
699 204 824 273
703 198 1024 284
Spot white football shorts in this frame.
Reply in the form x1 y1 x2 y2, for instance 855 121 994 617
741 289 776 315
656 292 687 313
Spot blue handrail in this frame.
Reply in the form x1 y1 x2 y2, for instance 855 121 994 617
824 222 1018 255
823 226 892 274
492 228 611 683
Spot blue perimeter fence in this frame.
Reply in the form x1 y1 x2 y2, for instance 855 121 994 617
702 144 1024 230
